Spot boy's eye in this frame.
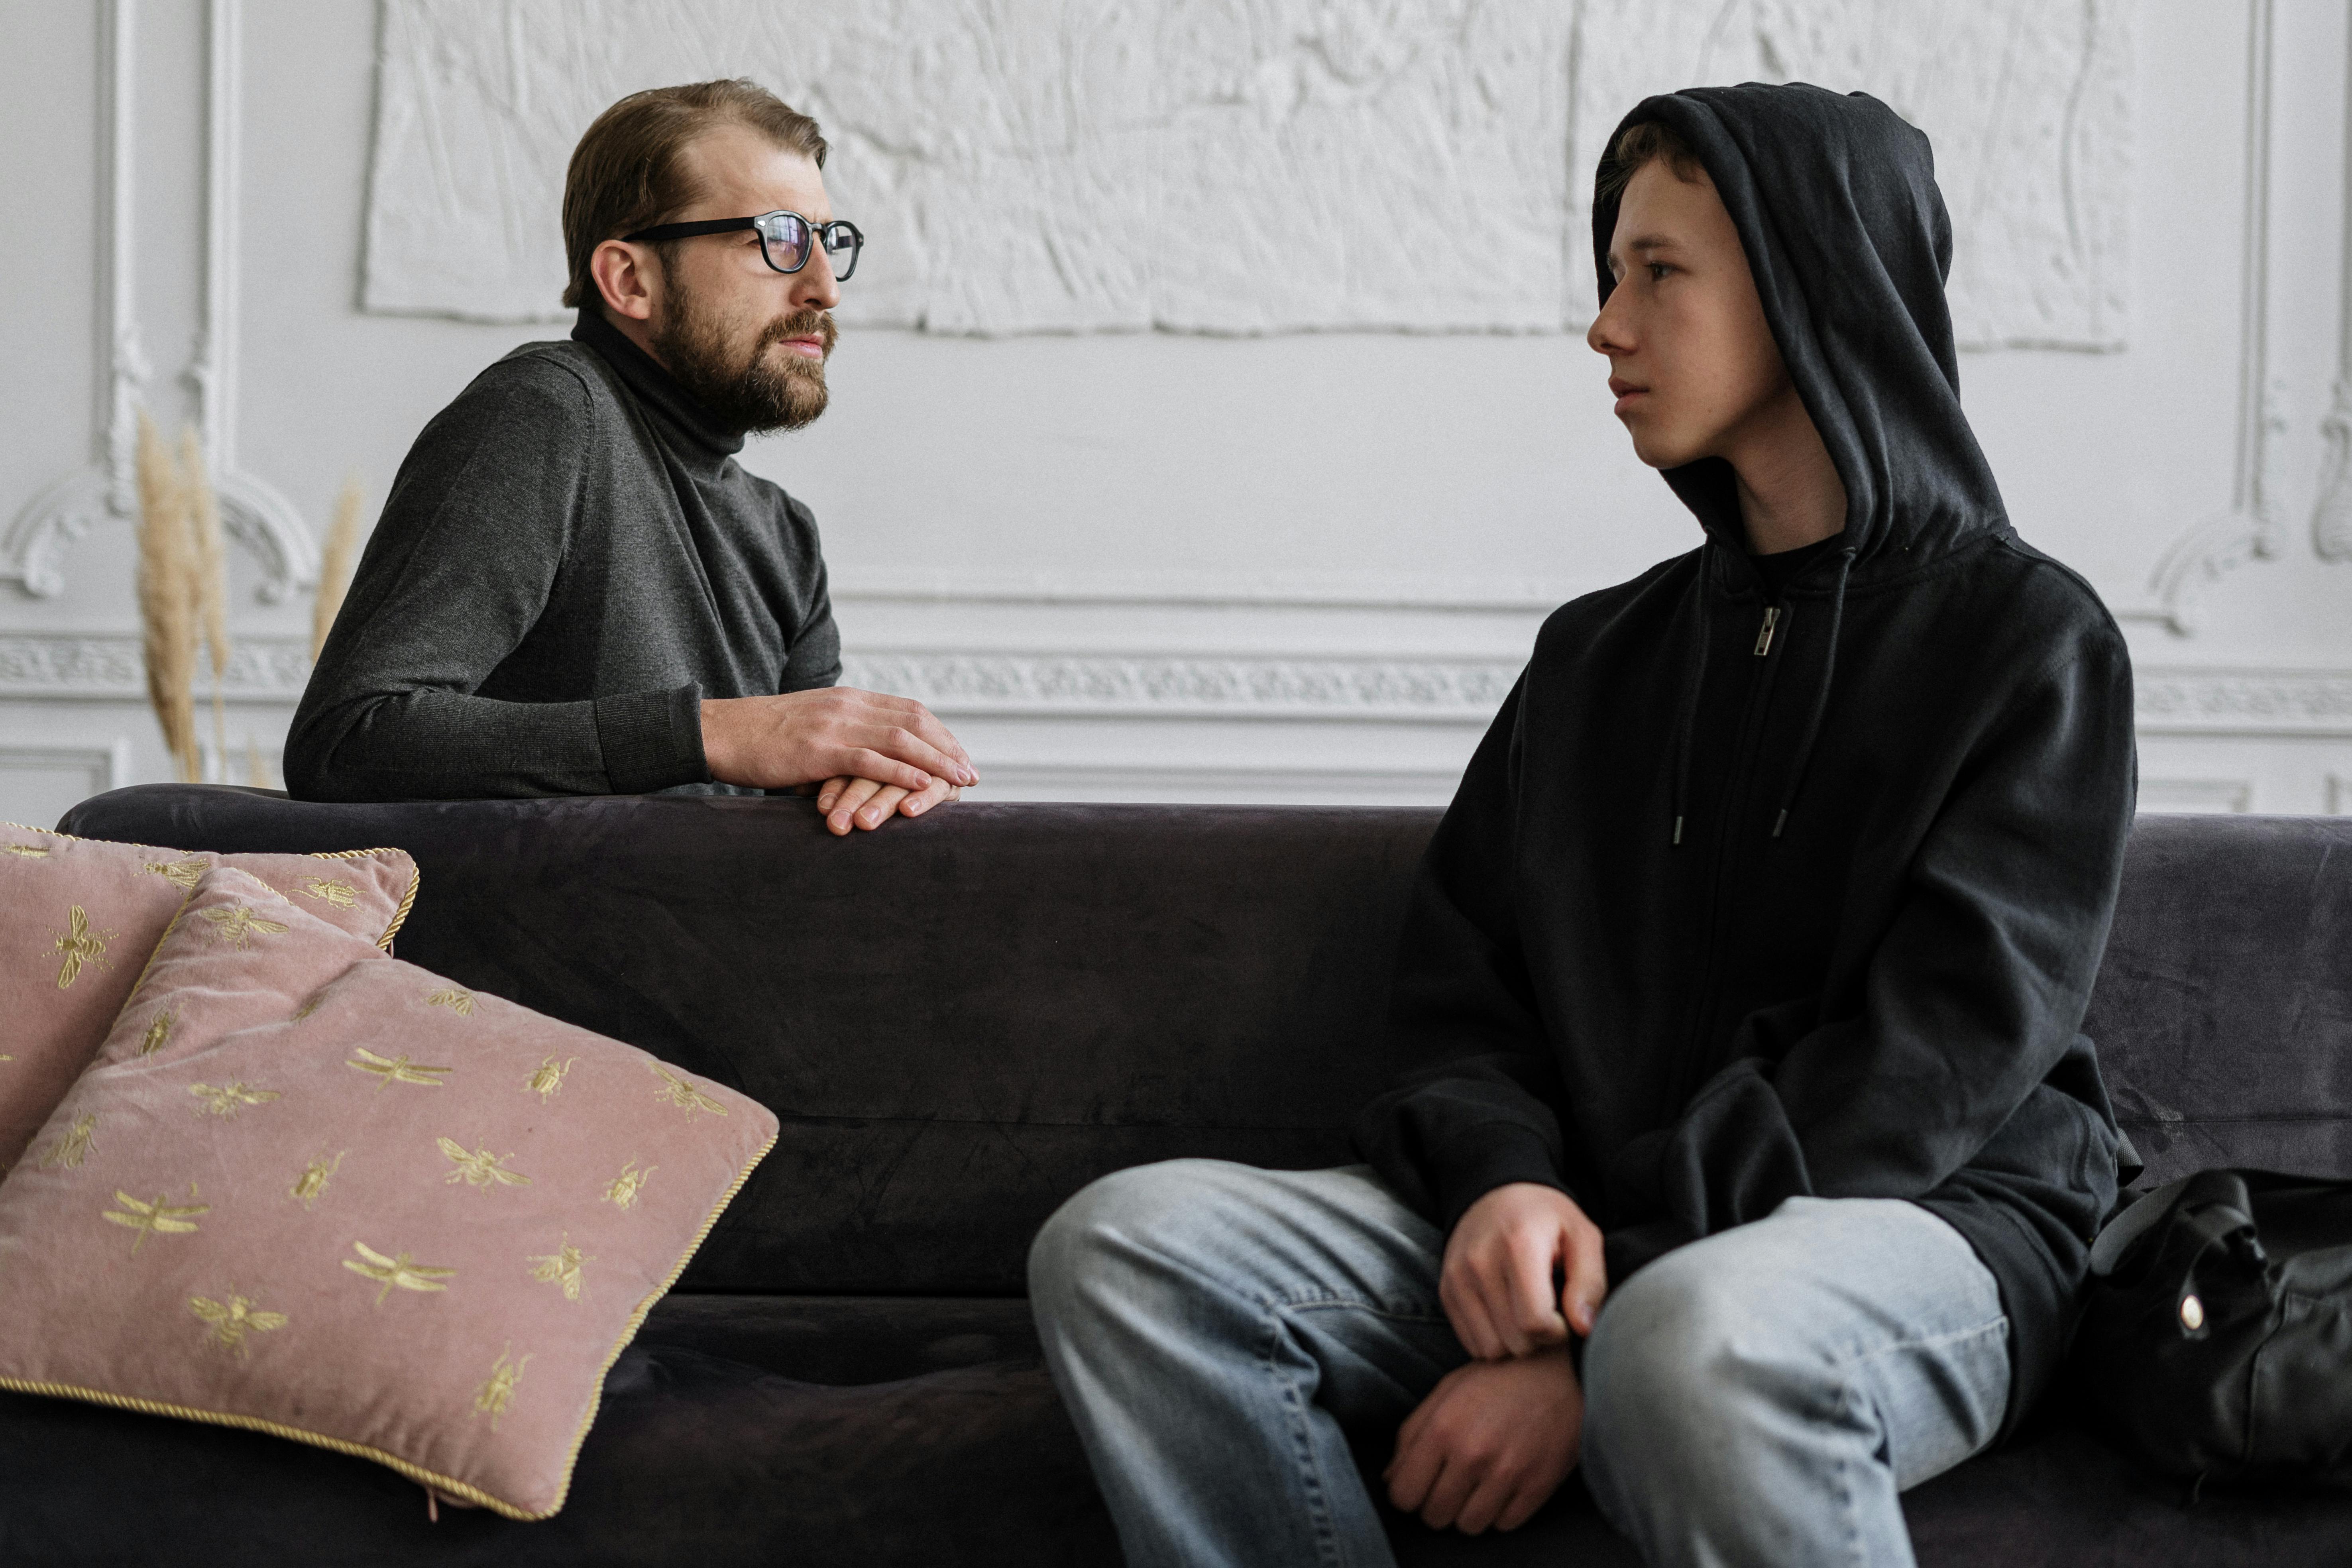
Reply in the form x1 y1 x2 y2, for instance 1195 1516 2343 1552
1647 262 1673 282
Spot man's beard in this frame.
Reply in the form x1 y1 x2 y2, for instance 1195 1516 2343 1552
652 280 836 436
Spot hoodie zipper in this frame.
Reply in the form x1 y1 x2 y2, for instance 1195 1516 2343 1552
1678 595 1791 1094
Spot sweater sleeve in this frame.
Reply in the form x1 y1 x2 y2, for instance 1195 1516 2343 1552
1603 624 2136 1280
1351 675 1579 1232
283 360 709 801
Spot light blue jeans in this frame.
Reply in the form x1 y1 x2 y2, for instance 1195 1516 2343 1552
1028 1161 2010 1568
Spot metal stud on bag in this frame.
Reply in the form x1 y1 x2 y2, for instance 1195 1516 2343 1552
2179 1293 2205 1332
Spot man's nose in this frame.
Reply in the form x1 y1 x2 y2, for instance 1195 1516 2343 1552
794 254 843 311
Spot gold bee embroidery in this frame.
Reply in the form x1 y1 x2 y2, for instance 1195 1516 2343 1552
294 876 357 909
38 1112 98 1169
143 857 206 889
138 1009 176 1057
189 1081 281 1118
291 1150 346 1209
199 903 290 949
5 843 51 857
602 1158 655 1210
474 1346 530 1429
344 1242 456 1305
424 987 474 1017
437 1137 530 1189
51 905 116 988
647 1061 728 1118
104 1188 211 1253
527 1236 594 1301
347 1048 451 1090
524 1054 578 1102
189 1292 288 1357
291 992 325 1022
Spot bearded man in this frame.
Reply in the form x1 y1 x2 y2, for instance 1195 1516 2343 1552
287 80 975 831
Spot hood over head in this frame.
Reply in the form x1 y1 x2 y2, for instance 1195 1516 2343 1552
1592 83 2007 568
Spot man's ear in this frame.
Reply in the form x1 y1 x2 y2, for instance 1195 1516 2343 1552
590 239 658 324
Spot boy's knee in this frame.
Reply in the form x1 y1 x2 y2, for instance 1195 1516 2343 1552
1027 1158 1230 1306
1584 1250 1802 1451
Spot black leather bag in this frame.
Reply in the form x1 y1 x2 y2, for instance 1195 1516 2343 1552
2073 1168 2352 1489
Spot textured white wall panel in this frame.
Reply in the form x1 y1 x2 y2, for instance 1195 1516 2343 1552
362 0 2128 346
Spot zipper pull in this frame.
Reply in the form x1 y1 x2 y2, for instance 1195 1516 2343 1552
1753 605 1780 658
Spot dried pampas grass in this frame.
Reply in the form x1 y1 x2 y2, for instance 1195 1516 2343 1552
313 471 364 662
180 428 231 768
134 411 200 783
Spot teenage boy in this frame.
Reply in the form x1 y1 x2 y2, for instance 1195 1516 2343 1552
1028 83 2136 1568
287 80 976 832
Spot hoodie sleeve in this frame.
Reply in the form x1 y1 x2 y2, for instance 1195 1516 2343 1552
1352 676 1579 1231
1603 622 2136 1279
283 360 709 801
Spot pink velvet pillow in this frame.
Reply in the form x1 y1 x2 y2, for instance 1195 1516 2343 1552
0 821 417 1172
0 866 777 1519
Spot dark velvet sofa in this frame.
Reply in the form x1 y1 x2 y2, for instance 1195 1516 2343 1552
5 786 2350 1565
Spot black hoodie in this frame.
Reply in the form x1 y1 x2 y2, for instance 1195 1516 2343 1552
1352 84 2137 1437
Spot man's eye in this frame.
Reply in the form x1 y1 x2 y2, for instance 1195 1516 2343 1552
1648 262 1673 282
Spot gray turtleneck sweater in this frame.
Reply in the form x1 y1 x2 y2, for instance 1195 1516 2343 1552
284 310 841 800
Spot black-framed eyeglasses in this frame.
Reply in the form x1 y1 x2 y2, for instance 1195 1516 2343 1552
623 210 862 281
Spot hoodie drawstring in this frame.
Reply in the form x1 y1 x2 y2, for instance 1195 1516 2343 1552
1770 545 1857 838
1668 542 1713 846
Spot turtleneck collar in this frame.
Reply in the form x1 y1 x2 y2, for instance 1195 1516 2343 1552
571 308 746 471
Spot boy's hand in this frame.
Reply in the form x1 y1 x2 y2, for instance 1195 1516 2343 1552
1441 1183 1607 1358
1385 1348 1584 1533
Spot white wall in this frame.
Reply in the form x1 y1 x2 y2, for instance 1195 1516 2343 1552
4 0 2349 829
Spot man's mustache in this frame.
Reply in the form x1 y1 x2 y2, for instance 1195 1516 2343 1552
758 310 837 365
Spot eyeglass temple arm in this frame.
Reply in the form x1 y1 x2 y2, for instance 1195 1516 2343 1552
620 217 757 243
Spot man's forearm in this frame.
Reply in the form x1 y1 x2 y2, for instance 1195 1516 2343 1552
285 685 705 801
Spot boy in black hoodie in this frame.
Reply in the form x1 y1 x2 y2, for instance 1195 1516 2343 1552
1029 84 2135 1568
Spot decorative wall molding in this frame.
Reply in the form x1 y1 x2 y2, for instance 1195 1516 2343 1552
4 0 316 605
8 632 2348 743
0 633 312 702
839 652 1523 722
2118 0 2282 636
2314 6 2352 565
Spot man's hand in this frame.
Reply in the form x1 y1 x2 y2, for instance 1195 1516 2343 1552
701 689 977 796
1441 1183 1607 1359
1385 1349 1584 1533
807 774 962 835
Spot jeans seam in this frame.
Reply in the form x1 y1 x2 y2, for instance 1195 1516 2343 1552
1259 1301 1350 1568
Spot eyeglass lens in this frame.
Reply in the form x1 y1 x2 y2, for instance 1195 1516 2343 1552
753 213 859 281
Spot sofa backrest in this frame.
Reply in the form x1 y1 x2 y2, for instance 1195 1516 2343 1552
54 788 2352 1293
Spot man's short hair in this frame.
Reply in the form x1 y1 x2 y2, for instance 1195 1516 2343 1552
561 79 829 311
1596 117 1707 206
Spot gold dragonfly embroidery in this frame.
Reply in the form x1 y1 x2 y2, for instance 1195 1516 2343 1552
143 857 206 889
138 1009 176 1057
104 1189 211 1253
189 1292 288 1357
38 1112 98 1170
51 905 116 988
527 1236 593 1301
199 903 290 949
648 1061 728 1118
602 1158 655 1210
5 842 51 857
291 1150 346 1209
294 876 357 909
474 1346 530 1429
344 1242 456 1305
347 1048 451 1090
424 987 474 1017
189 1081 281 1118
438 1138 530 1189
524 1054 578 1102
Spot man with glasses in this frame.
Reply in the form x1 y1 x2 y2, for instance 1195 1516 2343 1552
287 79 975 828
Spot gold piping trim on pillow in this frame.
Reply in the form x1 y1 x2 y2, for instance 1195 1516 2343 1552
0 821 420 951
546 1129 779 1515
0 1129 779 1521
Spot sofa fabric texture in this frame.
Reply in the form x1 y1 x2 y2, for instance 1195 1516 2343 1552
5 786 2346 1565
0 864 776 1519
0 822 415 1171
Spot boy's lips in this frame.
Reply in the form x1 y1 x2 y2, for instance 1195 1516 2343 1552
1609 377 1649 415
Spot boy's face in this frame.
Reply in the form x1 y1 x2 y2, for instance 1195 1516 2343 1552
1588 158 1792 471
